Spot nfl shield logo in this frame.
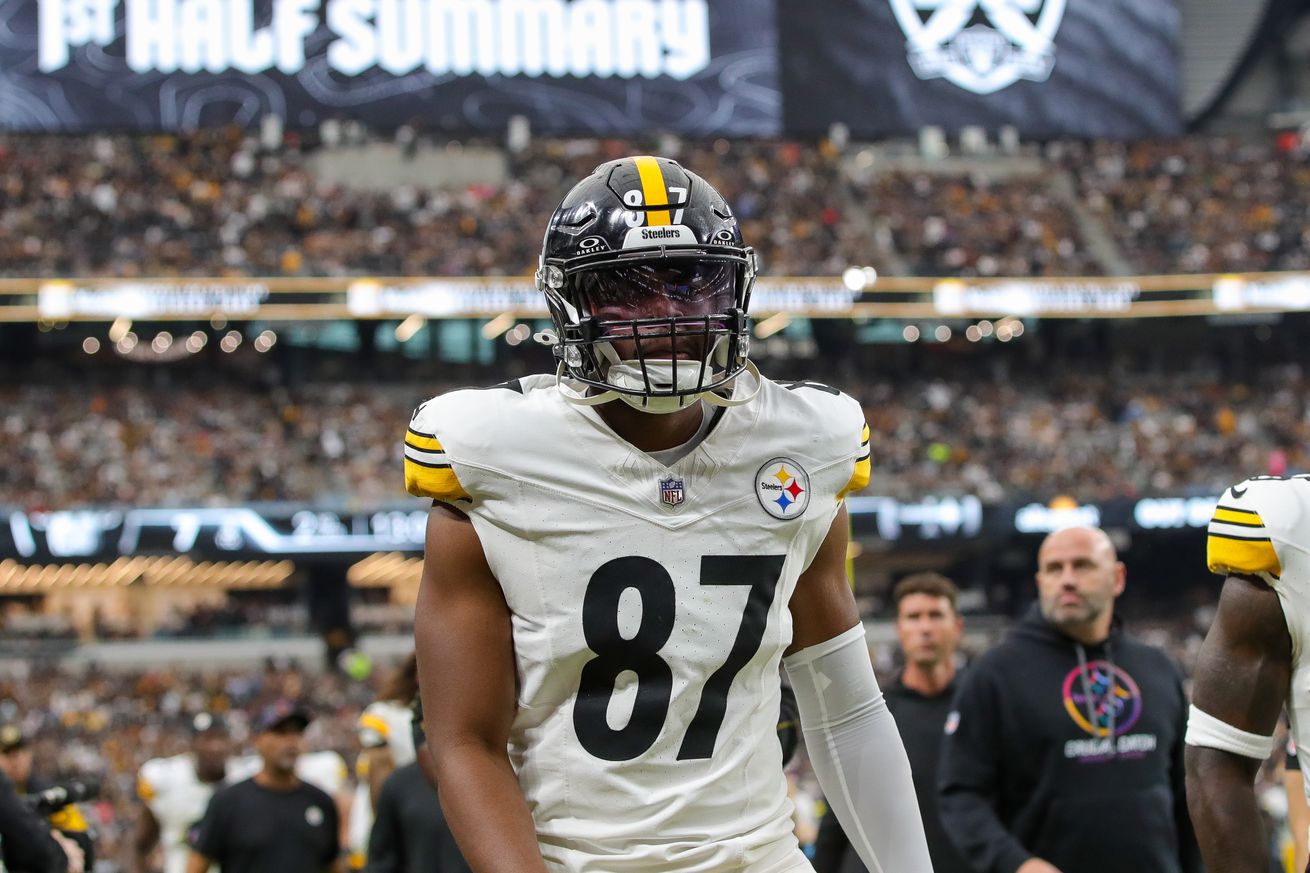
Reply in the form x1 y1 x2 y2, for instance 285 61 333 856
659 477 685 507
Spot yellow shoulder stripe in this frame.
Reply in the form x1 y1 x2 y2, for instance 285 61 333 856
1207 533 1281 578
1211 506 1265 528
838 424 872 501
405 428 444 453
405 458 470 502
359 712 391 738
136 775 156 801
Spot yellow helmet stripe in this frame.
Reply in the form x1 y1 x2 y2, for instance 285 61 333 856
633 156 671 226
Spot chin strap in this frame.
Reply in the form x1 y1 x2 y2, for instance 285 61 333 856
554 360 762 413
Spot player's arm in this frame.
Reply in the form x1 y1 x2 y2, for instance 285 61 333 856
185 850 211 873
129 802 160 873
1185 573 1292 873
783 504 933 873
362 747 395 808
413 504 548 873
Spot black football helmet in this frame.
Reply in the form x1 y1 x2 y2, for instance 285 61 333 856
535 156 759 413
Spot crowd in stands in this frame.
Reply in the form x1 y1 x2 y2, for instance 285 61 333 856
864 170 1098 277
0 659 372 873
3 129 1309 279
1069 138 1310 274
2 358 1305 510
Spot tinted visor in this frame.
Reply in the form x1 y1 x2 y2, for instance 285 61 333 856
573 261 736 320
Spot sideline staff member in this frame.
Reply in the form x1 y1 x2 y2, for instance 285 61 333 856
189 702 340 873
814 573 971 873
0 725 93 871
939 527 1200 873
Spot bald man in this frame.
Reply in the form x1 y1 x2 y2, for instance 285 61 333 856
937 527 1200 873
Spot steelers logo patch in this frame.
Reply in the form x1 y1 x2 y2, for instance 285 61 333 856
756 458 810 519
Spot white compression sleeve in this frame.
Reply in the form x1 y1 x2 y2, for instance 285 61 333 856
783 625 934 873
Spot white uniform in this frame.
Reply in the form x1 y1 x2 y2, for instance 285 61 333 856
136 756 225 873
1207 475 1310 806
405 374 870 873
346 701 416 866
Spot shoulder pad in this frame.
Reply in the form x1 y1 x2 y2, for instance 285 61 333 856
357 704 391 748
1206 477 1304 580
404 397 472 503
771 379 870 499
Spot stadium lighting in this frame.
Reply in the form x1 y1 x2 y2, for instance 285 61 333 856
480 312 515 340
82 337 100 354
902 325 920 342
108 317 131 343
394 314 425 342
841 267 868 292
754 312 791 339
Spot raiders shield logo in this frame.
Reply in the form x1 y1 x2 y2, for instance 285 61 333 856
889 0 1067 95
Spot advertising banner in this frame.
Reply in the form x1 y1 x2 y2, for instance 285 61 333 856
1 0 780 134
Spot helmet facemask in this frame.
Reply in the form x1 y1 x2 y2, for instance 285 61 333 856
538 249 757 413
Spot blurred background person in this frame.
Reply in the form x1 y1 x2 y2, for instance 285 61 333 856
132 714 233 873
0 724 95 872
938 527 1199 873
188 703 340 873
364 695 468 873
347 656 417 871
813 572 970 873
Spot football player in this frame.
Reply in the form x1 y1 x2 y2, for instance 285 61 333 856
1186 475 1310 872
409 157 932 873
132 714 232 873
345 655 417 869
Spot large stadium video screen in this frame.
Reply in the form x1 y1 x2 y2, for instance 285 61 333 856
780 0 1182 139
0 0 1179 138
0 0 780 134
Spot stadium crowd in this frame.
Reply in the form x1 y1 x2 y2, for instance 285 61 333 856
0 659 371 873
3 130 1310 279
1069 138 1310 274
2 361 1305 510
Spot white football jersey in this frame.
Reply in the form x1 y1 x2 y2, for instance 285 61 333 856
358 700 416 767
136 756 226 873
347 700 416 864
405 374 870 873
1207 475 1310 806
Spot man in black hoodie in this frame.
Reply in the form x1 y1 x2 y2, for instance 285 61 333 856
938 526 1201 873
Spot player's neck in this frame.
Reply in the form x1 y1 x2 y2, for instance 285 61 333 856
595 400 706 453
901 658 956 697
